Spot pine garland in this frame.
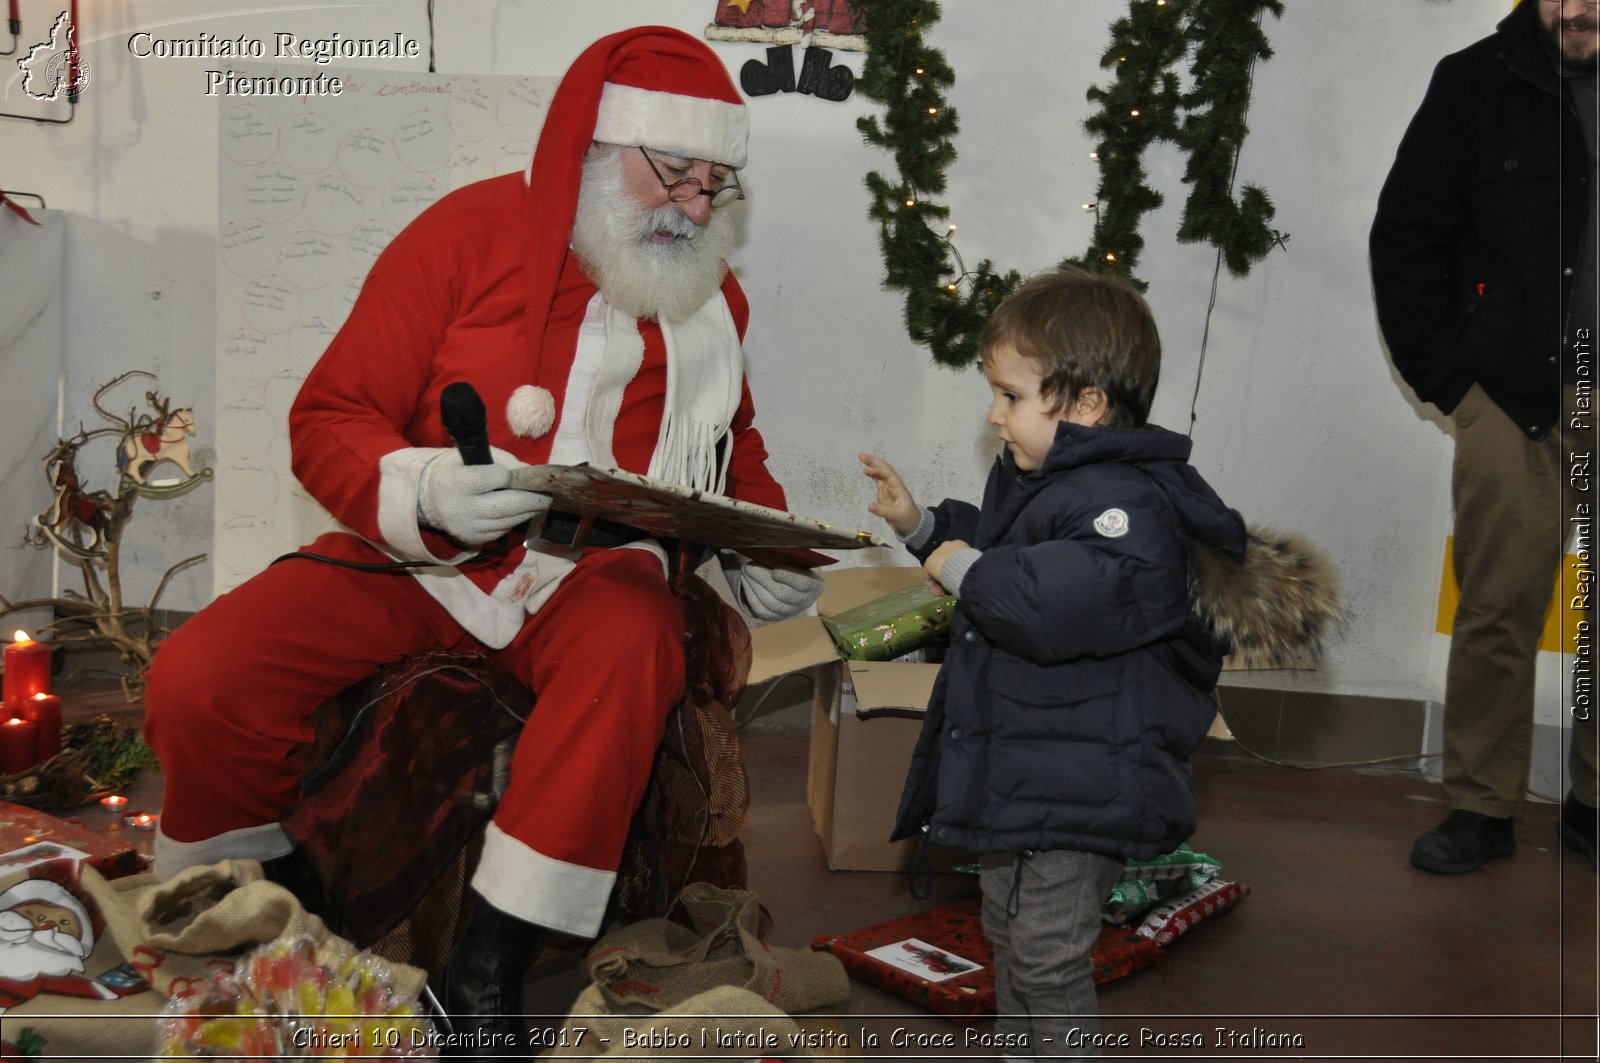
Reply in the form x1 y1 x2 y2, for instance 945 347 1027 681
1173 0 1284 275
856 0 1283 366
856 0 1021 367
1062 0 1191 287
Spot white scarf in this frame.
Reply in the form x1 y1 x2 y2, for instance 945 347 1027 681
551 291 744 493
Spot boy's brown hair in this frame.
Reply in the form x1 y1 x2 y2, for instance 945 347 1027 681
979 267 1162 426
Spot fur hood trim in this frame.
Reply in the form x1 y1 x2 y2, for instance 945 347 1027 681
1189 527 1344 670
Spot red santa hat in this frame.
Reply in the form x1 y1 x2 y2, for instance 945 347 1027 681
511 26 748 441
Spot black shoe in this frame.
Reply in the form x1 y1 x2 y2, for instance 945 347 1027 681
436 895 542 1057
1560 793 1598 872
1410 809 1516 873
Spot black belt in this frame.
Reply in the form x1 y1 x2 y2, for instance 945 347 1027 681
539 510 650 549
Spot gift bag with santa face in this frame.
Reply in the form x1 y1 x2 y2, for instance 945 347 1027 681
0 859 155 1063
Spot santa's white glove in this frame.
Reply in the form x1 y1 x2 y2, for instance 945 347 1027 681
417 451 549 546
723 556 824 622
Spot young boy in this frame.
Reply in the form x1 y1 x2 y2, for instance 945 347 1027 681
861 267 1246 1060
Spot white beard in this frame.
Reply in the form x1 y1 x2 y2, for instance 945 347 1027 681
0 927 90 980
570 146 736 324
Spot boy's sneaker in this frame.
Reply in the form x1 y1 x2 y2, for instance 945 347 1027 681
1559 793 1598 872
1409 809 1515 873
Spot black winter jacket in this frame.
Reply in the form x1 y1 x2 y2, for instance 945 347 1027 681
1370 0 1590 440
889 423 1246 861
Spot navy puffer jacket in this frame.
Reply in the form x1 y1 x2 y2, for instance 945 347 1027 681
889 422 1246 861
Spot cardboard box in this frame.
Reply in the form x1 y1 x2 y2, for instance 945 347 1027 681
749 566 970 872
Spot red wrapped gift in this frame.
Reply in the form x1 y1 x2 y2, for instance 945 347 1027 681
812 898 1164 1023
0 801 149 880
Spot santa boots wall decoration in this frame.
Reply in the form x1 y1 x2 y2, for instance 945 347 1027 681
741 45 854 100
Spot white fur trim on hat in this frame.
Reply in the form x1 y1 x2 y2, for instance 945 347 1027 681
594 82 749 168
507 385 557 439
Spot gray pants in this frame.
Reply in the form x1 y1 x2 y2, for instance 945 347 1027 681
979 849 1123 1061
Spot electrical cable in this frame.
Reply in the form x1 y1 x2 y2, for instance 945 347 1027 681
1186 6 1266 441
1214 692 1563 803
270 538 509 572
1212 688 1442 772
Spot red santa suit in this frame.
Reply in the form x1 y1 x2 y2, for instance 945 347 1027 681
143 27 784 938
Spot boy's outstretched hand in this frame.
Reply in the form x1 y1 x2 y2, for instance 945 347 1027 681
860 453 920 537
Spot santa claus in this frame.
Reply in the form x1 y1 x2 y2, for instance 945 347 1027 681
0 877 115 1013
143 23 824 1050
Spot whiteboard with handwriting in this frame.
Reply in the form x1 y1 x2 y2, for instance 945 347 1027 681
213 64 557 593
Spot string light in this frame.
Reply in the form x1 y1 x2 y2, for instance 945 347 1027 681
853 0 1278 369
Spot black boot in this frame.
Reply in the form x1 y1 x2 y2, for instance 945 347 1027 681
260 848 331 923
437 895 543 1056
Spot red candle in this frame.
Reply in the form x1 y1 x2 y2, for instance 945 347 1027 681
0 716 37 775
22 692 62 761
3 631 52 708
67 0 79 102
8 1 19 34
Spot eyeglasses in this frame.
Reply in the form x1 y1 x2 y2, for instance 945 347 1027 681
639 147 745 208
1543 0 1600 8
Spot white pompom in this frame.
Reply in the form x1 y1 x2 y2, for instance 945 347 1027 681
506 385 556 439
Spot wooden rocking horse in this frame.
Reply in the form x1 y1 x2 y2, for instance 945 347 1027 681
117 393 198 486
36 441 118 560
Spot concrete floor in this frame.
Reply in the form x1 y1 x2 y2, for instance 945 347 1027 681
46 678 1600 1061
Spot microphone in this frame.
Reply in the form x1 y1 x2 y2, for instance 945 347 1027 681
439 381 493 466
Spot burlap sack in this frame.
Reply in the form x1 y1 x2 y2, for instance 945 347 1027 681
85 858 335 998
0 860 163 1063
0 858 429 1062
583 883 847 1018
548 983 830 1061
90 859 426 1002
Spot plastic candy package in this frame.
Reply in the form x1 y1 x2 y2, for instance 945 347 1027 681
1102 844 1224 925
1118 843 1222 884
157 935 436 1059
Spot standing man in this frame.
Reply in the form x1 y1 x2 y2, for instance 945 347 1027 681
143 25 824 1038
1371 0 1598 874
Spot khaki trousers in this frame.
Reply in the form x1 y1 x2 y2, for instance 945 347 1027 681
1444 384 1598 816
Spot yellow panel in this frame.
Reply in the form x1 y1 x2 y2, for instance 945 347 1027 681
1435 536 1589 653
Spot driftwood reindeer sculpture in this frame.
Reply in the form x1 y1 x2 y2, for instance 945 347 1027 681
5 372 211 698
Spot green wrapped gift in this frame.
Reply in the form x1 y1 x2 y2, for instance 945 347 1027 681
822 583 958 661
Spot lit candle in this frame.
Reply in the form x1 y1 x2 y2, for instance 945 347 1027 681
100 794 128 810
125 812 157 830
3 631 52 709
22 692 62 761
0 716 37 775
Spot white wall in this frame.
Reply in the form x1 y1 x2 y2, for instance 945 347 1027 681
2 0 1513 707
